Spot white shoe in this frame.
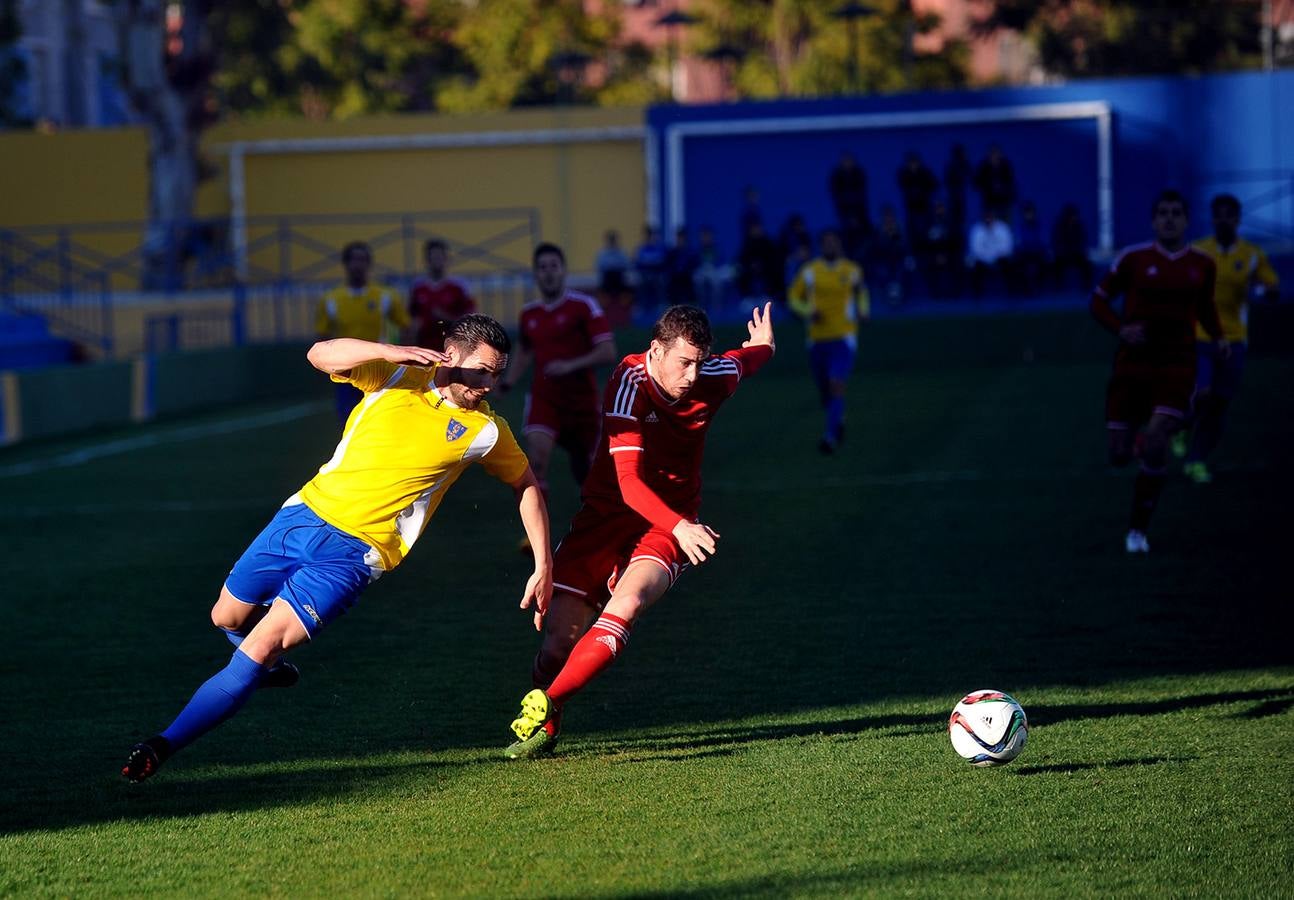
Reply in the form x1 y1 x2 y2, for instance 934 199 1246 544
1125 530 1150 554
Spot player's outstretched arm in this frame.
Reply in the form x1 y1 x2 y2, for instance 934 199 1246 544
512 466 553 631
742 301 776 353
307 338 447 375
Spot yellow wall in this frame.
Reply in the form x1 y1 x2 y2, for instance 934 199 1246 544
0 127 150 226
2 106 646 293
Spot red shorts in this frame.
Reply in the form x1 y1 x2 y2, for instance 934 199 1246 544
552 504 689 610
1105 366 1194 429
523 391 600 452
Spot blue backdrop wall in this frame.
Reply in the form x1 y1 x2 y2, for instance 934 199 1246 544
646 71 1293 262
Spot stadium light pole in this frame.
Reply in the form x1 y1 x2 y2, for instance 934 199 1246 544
655 9 700 102
831 2 877 95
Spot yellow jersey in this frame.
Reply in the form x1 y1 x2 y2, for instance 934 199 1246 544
291 360 529 571
788 257 868 344
1192 236 1279 343
316 284 411 342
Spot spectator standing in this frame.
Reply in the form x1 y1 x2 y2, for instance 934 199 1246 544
596 229 633 326
736 220 784 303
924 202 961 298
944 143 972 239
973 145 1017 219
666 226 700 306
1052 203 1093 290
634 225 669 313
1014 201 1049 295
967 209 1015 297
829 151 870 230
868 204 913 306
897 151 939 253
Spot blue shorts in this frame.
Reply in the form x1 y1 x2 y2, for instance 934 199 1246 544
809 339 856 397
1194 340 1247 400
225 501 379 639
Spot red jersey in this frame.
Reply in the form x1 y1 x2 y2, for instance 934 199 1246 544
409 276 476 350
518 291 613 409
1091 242 1221 369
582 345 774 528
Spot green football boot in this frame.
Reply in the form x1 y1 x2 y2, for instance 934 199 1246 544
504 689 555 759
1170 431 1188 459
1184 461 1213 484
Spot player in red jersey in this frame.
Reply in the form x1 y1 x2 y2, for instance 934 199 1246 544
499 242 618 499
503 302 776 758
1090 190 1226 554
408 239 477 352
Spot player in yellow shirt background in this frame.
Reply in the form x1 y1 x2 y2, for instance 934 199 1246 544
317 241 412 424
122 315 552 783
788 228 869 454
1175 194 1280 483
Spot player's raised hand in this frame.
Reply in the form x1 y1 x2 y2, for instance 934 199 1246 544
519 567 553 631
672 520 720 566
743 301 776 352
380 344 449 367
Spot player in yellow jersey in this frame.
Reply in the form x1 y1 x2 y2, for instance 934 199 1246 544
317 241 412 424
122 315 552 783
788 228 869 454
1176 194 1280 483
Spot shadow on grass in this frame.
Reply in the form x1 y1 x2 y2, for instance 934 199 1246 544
0 754 504 837
1027 688 1294 726
1011 756 1192 776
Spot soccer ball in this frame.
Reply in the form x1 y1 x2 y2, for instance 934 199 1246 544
948 690 1029 767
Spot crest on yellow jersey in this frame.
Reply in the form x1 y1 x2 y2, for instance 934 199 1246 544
446 418 468 442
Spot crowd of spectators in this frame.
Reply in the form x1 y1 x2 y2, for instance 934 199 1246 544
594 144 1097 314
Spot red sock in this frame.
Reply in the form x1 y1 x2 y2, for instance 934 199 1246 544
546 614 632 708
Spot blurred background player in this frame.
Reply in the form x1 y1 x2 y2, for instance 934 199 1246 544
1174 194 1281 483
317 241 411 424
1090 190 1225 554
408 238 477 352
788 228 868 454
123 317 552 782
505 303 776 759
499 242 618 511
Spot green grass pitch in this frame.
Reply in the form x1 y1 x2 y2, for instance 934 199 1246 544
1 315 1291 897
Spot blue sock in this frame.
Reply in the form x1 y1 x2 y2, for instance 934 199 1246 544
826 397 845 442
161 649 265 752
221 628 243 648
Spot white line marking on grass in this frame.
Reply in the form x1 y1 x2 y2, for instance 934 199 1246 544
0 400 328 479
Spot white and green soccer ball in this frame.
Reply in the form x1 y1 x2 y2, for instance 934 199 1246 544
948 690 1029 767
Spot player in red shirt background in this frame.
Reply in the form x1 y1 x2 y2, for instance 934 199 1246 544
1090 189 1225 554
499 242 618 501
504 302 776 759
408 239 477 352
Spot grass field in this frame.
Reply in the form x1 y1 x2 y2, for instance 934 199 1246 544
2 315 1292 897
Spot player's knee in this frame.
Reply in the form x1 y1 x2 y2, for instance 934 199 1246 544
211 604 244 632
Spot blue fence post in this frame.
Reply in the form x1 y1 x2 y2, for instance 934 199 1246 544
232 281 247 346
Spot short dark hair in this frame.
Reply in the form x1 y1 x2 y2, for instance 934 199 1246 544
424 238 448 256
533 242 565 267
1211 193 1241 216
445 314 511 357
652 305 712 352
341 241 371 263
1153 189 1188 217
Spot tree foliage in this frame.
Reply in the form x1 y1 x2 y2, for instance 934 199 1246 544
691 0 968 99
974 0 1265 78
